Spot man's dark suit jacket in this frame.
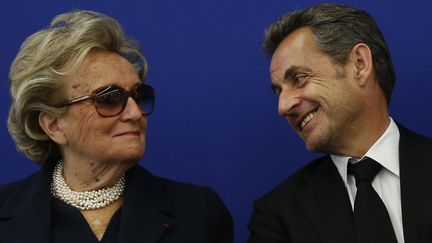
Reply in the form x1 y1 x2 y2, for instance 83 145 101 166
0 164 233 243
248 125 432 243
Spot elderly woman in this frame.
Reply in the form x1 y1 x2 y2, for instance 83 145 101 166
0 10 233 243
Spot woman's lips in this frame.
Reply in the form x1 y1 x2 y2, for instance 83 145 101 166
115 131 141 136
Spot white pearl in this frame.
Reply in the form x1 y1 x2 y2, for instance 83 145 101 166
50 160 125 210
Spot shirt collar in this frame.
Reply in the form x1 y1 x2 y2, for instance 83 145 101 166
331 118 400 184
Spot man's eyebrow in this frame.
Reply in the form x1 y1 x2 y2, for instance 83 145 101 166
283 66 312 80
270 82 279 91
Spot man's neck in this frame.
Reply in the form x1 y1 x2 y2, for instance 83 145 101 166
331 115 391 158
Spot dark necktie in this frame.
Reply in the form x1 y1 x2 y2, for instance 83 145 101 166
348 158 398 243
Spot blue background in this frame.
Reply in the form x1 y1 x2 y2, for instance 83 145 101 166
1 1 431 242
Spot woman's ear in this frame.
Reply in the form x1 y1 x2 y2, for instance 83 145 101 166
39 111 67 145
350 43 373 87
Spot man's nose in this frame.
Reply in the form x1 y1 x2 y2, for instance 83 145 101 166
278 89 301 117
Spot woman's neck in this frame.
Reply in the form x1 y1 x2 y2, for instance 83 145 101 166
60 157 132 191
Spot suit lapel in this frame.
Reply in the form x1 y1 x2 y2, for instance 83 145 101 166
295 156 355 242
398 126 432 243
0 164 53 243
118 165 174 243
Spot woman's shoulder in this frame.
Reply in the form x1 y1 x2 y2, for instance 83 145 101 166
129 165 220 199
123 166 233 242
155 174 222 199
126 165 231 215
0 180 24 199
0 170 46 206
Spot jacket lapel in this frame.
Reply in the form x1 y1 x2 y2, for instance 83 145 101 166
0 164 53 243
398 125 432 243
295 156 355 242
117 165 174 243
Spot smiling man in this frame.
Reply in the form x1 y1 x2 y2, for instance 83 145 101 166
247 3 432 243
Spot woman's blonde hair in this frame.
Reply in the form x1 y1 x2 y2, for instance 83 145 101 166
8 10 148 165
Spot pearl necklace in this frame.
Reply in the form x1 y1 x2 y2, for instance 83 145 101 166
50 160 125 210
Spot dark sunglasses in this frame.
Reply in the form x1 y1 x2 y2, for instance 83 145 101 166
58 83 155 117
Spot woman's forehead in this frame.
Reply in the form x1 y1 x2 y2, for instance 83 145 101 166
62 51 140 95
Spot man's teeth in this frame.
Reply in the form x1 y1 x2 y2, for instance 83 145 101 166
301 111 316 129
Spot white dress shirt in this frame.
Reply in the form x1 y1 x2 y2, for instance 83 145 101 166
331 118 404 243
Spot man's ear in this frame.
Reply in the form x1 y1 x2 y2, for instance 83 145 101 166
350 43 373 87
39 111 67 145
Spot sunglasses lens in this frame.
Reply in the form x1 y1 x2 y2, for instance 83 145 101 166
95 89 125 117
134 84 155 115
91 84 154 117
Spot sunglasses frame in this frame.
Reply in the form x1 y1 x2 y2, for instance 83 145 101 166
58 83 155 117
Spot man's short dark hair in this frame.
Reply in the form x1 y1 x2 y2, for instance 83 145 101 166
264 3 395 103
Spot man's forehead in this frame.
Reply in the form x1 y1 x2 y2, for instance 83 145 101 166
269 56 280 75
269 58 283 83
269 28 312 66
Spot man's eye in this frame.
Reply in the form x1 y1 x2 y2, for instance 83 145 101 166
294 74 308 87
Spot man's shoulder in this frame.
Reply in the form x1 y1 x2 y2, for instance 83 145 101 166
259 155 331 203
398 124 432 146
